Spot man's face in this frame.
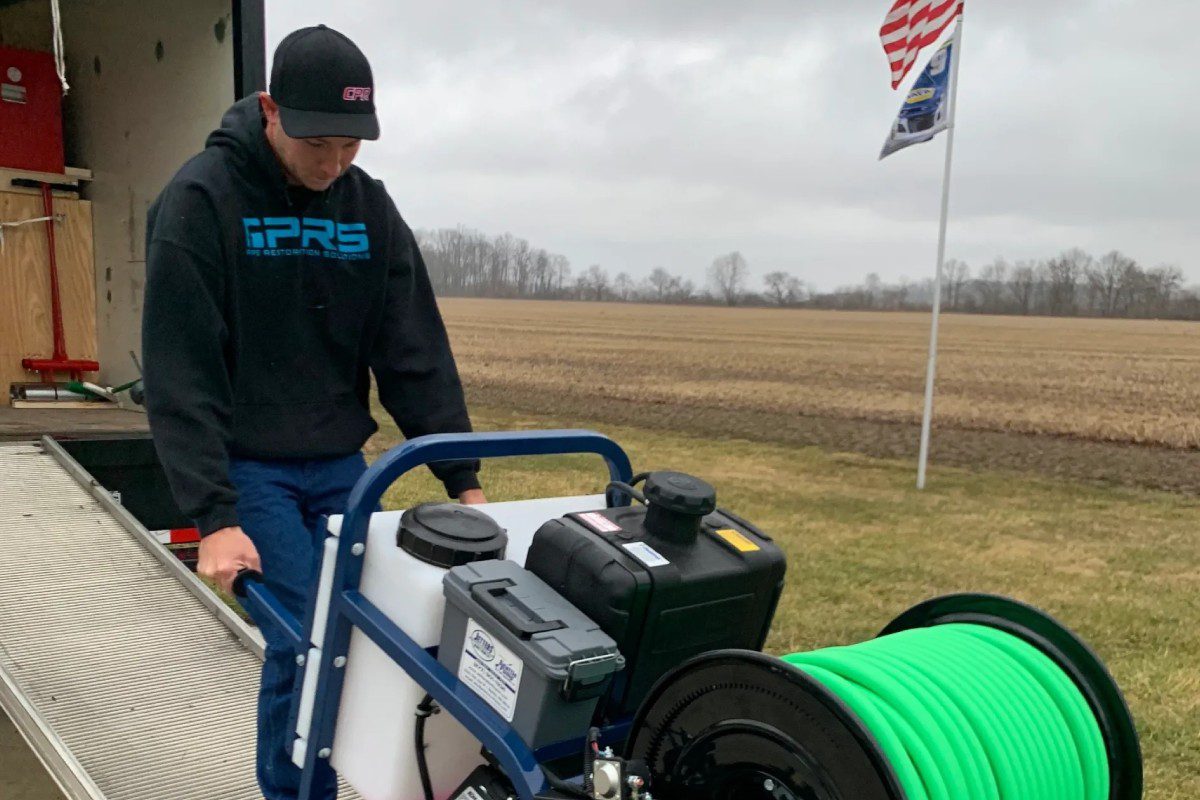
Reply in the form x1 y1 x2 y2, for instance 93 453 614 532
260 93 362 191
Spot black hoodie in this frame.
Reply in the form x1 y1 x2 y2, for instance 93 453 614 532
143 95 479 537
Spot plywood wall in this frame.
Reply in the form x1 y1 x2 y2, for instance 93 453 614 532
0 191 97 388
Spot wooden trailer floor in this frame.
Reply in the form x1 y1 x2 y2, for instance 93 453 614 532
0 406 149 442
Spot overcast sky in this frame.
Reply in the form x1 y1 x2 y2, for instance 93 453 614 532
265 2 1199 290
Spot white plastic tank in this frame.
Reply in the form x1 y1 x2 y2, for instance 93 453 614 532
307 494 607 800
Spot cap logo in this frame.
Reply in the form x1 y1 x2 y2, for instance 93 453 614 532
342 86 372 102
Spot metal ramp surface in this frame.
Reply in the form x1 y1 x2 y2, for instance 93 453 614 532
0 440 359 800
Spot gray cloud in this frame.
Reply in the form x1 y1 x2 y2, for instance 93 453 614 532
266 1 1199 289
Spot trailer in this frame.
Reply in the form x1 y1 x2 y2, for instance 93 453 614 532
0 2 283 796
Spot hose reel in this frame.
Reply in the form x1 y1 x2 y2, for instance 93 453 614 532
625 593 1141 800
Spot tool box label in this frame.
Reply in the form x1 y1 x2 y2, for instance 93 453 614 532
577 512 622 533
622 541 671 568
460 618 524 722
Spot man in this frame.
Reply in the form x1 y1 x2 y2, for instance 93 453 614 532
142 25 484 800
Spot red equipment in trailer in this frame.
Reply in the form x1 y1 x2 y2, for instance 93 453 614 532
0 46 65 174
19 183 100 383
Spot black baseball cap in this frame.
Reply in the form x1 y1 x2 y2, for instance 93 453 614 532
269 25 380 140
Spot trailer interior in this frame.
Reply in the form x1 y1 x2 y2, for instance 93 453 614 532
0 3 278 798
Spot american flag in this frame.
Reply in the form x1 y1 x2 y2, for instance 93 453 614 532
880 0 963 89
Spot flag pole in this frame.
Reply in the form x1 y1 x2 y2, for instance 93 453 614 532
916 17 963 490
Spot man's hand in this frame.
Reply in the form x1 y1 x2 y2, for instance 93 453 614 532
198 526 262 595
458 488 487 505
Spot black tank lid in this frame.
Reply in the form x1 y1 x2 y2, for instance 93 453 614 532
643 471 716 516
396 503 507 568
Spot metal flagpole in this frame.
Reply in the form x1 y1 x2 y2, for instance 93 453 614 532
916 17 963 490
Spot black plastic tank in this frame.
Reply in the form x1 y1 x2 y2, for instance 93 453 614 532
524 471 786 721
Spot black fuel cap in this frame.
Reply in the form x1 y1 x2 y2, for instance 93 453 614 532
643 471 717 516
396 503 507 568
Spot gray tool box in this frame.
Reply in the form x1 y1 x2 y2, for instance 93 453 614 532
439 559 625 748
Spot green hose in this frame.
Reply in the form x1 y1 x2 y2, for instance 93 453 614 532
782 623 1109 800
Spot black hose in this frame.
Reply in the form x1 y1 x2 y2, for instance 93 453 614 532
415 693 440 800
583 727 600 796
540 766 591 799
607 480 647 506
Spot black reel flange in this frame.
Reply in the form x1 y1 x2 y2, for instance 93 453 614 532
624 650 905 800
880 592 1143 800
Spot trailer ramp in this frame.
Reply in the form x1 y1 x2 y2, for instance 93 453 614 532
0 440 358 800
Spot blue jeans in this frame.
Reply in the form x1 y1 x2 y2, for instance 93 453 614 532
230 452 369 800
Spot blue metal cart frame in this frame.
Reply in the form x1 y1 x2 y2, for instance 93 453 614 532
237 429 634 800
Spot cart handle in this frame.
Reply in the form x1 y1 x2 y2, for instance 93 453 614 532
337 429 634 548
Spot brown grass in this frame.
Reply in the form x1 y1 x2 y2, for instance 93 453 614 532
439 299 1200 449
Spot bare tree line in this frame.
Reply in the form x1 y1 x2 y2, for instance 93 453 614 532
418 227 1197 320
418 227 762 306
416 225 706 302
816 249 1198 319
415 226 573 298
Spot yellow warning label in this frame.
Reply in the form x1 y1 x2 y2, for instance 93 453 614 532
715 528 760 552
